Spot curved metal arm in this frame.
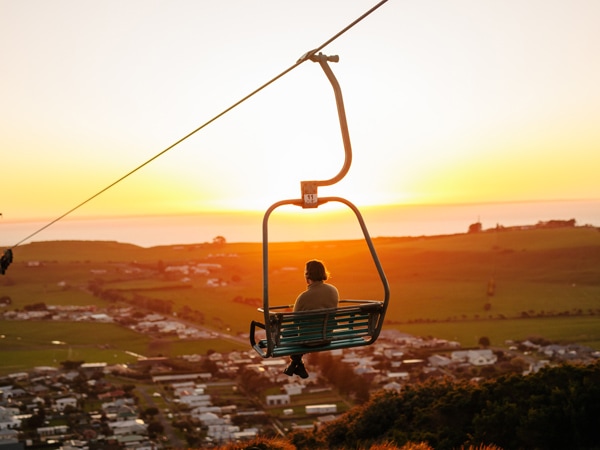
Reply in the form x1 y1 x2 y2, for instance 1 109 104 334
308 53 352 187
301 54 354 207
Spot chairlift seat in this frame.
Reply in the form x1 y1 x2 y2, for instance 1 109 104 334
250 300 384 358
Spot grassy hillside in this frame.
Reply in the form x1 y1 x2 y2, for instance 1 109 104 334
1 226 599 373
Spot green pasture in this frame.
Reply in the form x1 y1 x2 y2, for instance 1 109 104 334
390 315 600 350
2 226 599 372
0 321 145 374
0 321 147 350
385 280 600 323
0 320 245 376
143 335 245 356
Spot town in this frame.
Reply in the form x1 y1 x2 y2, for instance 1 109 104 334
2 302 599 450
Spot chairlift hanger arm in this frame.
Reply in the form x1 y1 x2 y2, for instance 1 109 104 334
308 53 352 187
301 53 353 208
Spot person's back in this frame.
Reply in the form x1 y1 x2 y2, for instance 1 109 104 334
294 280 339 312
285 259 339 379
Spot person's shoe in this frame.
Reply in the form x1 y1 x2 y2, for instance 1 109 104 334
283 362 297 376
294 363 309 379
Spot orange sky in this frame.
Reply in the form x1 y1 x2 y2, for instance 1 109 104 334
2 1 600 244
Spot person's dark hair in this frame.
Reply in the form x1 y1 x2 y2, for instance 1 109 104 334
305 259 329 282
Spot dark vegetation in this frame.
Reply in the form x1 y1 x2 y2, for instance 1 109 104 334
216 361 600 450
311 361 600 450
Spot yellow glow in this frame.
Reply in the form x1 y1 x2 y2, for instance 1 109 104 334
1 0 600 245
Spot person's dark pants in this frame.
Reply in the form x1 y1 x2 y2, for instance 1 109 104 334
284 354 309 378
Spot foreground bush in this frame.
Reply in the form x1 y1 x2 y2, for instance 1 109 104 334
299 361 600 449
217 438 504 450
216 362 600 449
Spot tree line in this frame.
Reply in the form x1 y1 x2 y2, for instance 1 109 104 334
286 361 600 450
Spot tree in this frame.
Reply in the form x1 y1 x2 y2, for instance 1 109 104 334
478 336 491 348
147 421 164 438
212 235 226 245
142 406 159 419
25 408 46 429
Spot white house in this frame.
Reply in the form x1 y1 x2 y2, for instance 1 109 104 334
0 407 21 430
207 424 239 441
428 354 452 367
266 394 290 406
108 419 147 436
191 406 222 417
306 404 337 414
386 371 410 380
451 349 497 366
179 394 211 408
0 428 19 443
37 425 69 437
383 381 402 393
55 397 78 411
198 412 224 426
282 383 303 396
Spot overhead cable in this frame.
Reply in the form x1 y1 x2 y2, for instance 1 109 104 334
10 0 388 249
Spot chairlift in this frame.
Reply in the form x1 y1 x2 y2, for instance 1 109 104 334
249 53 390 358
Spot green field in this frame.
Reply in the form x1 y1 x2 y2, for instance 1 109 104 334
389 316 600 349
0 320 245 376
1 226 599 374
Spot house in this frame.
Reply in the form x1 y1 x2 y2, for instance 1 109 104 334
282 383 303 396
115 405 138 421
37 425 69 437
207 424 240 442
114 434 148 447
101 397 135 414
179 394 211 408
7 373 28 383
198 412 223 426
266 394 290 406
261 359 287 371
89 313 112 322
191 406 222 416
0 427 19 443
451 349 497 366
171 381 195 390
383 381 402 393
0 387 27 401
0 407 21 430
233 429 258 441
108 419 147 436
428 354 452 367
306 404 337 414
80 362 107 376
56 397 78 411
385 371 410 381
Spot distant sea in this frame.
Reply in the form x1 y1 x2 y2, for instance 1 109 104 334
2 199 599 248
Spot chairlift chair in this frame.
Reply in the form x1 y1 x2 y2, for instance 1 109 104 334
249 53 390 358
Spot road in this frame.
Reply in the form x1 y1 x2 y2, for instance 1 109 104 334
136 384 187 449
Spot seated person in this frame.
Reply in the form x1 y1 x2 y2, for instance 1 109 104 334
284 259 339 378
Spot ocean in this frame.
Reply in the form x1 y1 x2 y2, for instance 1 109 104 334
2 199 599 248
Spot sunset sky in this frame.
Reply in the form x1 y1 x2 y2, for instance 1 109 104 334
2 0 600 244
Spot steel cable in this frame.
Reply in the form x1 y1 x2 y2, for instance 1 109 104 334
10 0 388 249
